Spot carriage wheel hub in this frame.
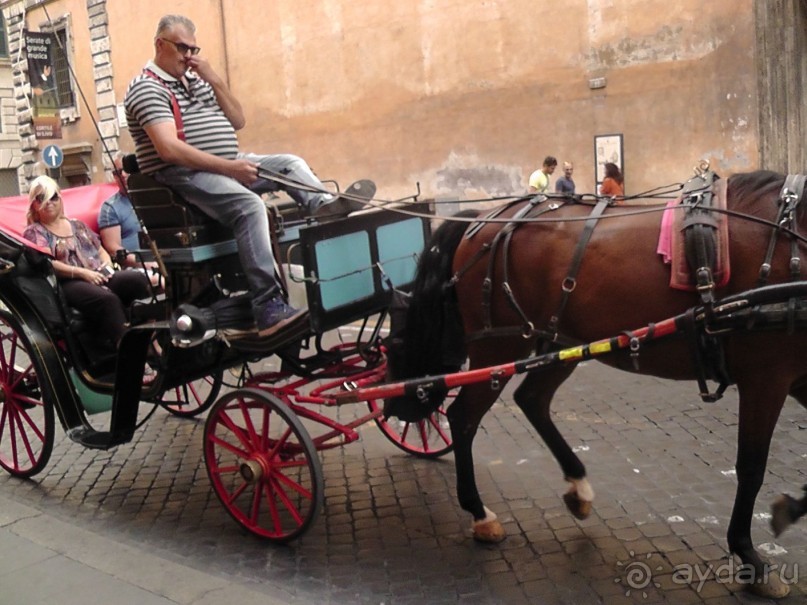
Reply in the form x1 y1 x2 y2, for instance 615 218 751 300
240 458 266 484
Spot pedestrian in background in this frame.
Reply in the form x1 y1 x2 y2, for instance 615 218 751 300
528 156 557 193
554 161 575 194
599 162 624 200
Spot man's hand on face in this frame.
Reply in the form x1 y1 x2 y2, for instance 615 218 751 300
185 56 218 84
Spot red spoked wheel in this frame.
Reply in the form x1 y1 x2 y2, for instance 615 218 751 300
369 394 454 459
0 311 54 477
159 370 224 418
204 388 323 541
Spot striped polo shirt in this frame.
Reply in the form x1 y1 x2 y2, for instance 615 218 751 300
124 62 239 174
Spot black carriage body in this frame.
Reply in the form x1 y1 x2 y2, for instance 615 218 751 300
0 169 433 473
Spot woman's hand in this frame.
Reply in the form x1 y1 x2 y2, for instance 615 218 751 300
75 267 109 286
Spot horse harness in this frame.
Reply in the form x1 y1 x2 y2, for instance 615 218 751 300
753 173 807 338
455 194 610 346
450 171 807 404
758 174 807 287
676 169 732 401
650 171 807 402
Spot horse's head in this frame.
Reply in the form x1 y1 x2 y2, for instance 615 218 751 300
382 286 462 422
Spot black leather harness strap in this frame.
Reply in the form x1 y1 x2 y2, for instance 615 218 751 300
679 170 720 309
757 174 807 341
463 198 609 344
544 199 610 344
465 195 544 240
676 170 733 401
758 174 806 286
681 307 729 403
449 198 542 287
480 197 561 332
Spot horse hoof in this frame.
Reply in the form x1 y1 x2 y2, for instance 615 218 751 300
748 572 791 599
563 490 592 520
770 494 796 537
473 519 506 543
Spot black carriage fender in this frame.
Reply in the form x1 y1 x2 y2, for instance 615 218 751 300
0 289 86 432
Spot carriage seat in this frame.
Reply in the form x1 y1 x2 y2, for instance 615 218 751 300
127 172 234 249
123 155 234 249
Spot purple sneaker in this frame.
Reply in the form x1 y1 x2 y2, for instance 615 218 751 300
257 297 307 337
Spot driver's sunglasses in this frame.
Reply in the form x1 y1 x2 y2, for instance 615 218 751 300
159 37 201 56
35 192 60 205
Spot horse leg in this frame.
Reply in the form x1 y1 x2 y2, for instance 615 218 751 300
512 367 593 519
770 381 807 537
771 488 807 537
447 382 507 543
727 379 791 599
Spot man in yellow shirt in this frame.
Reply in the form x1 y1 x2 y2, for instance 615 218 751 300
528 156 557 193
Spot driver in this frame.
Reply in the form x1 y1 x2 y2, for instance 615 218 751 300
124 14 361 337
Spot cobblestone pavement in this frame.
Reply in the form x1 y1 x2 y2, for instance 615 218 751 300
1 353 806 604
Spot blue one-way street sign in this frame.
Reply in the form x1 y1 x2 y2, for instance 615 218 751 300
42 144 63 169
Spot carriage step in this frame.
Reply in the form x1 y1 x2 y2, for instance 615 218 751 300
220 312 311 353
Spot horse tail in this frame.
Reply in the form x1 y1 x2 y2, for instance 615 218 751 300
384 209 479 420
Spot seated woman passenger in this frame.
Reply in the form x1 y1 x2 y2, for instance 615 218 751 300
23 175 151 347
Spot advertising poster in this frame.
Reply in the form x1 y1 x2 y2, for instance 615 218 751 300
25 30 62 139
594 134 623 187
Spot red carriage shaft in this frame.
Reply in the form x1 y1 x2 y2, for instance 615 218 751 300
335 315 681 405
336 279 807 406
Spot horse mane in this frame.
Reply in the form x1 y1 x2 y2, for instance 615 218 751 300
726 170 785 213
404 209 480 375
383 209 480 421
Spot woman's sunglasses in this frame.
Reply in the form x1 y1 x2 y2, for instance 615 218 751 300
34 192 60 205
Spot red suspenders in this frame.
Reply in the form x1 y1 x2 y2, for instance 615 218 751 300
142 69 186 141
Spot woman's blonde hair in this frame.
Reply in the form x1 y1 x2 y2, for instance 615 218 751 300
27 175 62 225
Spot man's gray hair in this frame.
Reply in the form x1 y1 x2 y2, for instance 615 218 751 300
156 15 196 37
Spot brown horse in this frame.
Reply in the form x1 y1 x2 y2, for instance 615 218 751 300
387 170 806 599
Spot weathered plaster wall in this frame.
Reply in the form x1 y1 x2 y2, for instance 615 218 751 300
5 0 770 198
755 0 807 173
219 0 759 199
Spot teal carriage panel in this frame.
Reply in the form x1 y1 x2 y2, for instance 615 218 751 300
300 210 431 333
377 218 425 287
314 231 374 311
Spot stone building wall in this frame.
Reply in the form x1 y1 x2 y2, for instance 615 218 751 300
1 0 804 197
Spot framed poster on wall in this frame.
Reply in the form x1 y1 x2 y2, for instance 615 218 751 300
594 134 623 190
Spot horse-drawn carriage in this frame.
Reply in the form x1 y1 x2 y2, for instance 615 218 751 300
0 162 805 598
0 168 450 542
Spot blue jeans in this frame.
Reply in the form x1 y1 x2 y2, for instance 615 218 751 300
239 153 333 213
154 166 283 317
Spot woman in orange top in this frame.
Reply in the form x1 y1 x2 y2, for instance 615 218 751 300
599 162 624 199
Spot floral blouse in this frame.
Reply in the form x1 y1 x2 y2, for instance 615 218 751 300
23 219 105 272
